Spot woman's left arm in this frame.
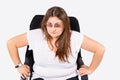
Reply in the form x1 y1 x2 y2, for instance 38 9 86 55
79 35 105 76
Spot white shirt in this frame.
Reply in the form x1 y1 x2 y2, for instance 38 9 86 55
27 29 83 80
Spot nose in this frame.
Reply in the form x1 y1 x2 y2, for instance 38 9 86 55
51 26 56 31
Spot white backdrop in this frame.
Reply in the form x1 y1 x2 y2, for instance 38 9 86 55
0 0 120 80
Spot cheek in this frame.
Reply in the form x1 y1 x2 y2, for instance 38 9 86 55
46 27 50 33
58 29 64 34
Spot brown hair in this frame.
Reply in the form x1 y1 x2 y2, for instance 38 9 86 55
41 6 71 62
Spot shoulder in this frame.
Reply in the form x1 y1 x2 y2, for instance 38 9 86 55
27 28 44 41
71 30 83 38
29 28 42 34
71 30 84 46
27 28 43 36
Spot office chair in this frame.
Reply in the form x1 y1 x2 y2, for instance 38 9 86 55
21 15 88 80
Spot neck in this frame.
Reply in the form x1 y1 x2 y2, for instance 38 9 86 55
47 38 58 52
51 37 58 43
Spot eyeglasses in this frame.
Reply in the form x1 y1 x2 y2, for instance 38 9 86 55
46 22 63 28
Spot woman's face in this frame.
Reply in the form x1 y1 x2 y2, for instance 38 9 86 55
46 17 64 39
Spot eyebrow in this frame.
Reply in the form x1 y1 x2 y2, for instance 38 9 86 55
47 22 62 24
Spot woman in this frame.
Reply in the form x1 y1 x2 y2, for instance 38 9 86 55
7 6 105 80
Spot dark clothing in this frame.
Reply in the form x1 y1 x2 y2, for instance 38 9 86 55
33 75 79 80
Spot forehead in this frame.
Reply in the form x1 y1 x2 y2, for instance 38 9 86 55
47 17 63 23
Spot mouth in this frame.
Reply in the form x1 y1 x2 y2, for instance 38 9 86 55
51 32 56 34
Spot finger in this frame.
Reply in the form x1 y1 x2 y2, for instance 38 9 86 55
20 69 30 78
80 72 87 76
22 73 29 79
79 68 87 76
24 70 30 77
25 68 30 74
25 65 30 69
21 74 26 79
24 65 30 73
80 71 87 76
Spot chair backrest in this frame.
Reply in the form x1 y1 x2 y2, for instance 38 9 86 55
30 15 80 32
23 15 88 80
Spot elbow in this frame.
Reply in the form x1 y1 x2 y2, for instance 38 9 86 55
98 45 106 57
94 44 106 57
101 45 106 55
7 39 15 48
7 39 12 48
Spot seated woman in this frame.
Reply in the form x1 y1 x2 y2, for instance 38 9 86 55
7 6 105 80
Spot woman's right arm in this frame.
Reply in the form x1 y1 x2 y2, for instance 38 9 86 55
7 32 30 78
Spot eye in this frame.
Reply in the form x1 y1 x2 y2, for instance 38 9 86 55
54 23 62 28
46 23 52 27
55 23 60 27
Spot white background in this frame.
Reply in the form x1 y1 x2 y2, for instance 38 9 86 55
0 0 120 80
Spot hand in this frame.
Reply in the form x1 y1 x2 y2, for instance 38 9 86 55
78 65 93 76
17 64 30 79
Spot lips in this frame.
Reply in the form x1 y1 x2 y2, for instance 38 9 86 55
51 31 56 34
